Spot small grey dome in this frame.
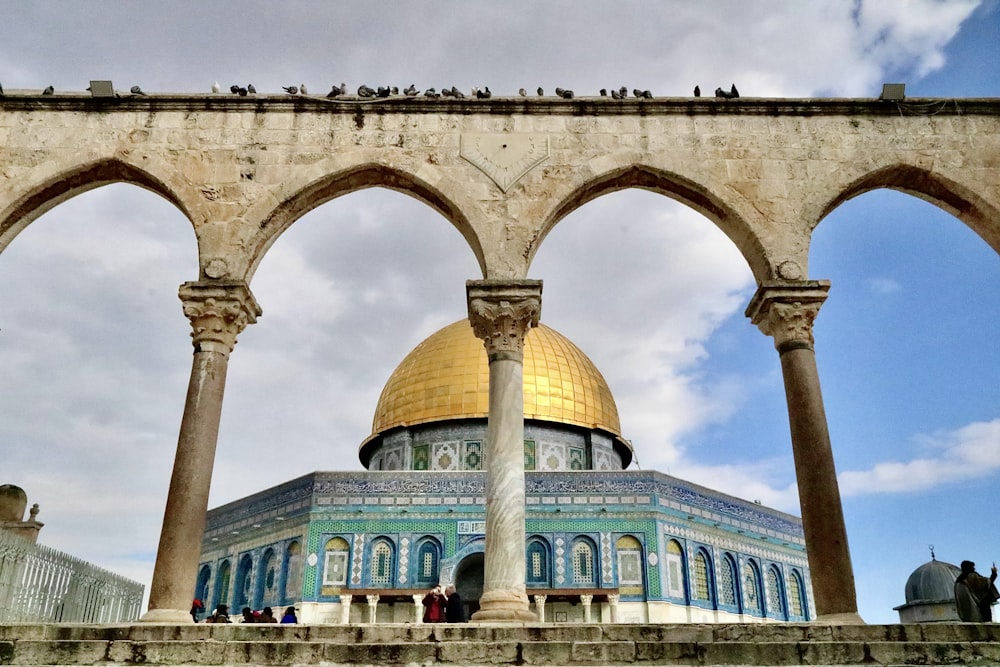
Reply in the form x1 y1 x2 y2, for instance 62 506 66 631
904 558 960 604
0 484 28 522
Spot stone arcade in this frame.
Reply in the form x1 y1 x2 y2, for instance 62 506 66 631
1 92 998 630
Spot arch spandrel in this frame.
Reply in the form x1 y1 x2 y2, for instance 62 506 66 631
528 164 775 282
240 157 490 284
807 164 1000 258
0 157 201 257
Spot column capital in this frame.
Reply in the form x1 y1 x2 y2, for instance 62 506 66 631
466 279 542 360
178 281 261 355
745 281 830 353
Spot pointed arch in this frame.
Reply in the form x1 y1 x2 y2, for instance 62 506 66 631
535 165 770 282
526 536 551 587
0 158 196 256
414 536 443 587
814 164 1000 255
246 164 485 282
570 536 598 586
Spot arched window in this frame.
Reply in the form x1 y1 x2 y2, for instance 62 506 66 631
615 535 644 596
284 541 304 601
718 554 738 608
369 539 395 586
571 538 597 586
526 538 550 587
742 561 763 615
766 566 786 619
692 550 713 603
788 570 806 619
213 559 232 611
234 553 254 609
256 548 278 607
195 565 211 611
663 539 685 599
414 538 441 586
323 537 350 587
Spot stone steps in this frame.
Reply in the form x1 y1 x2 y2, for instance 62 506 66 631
1 623 999 666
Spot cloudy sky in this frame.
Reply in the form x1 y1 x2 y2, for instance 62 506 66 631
1 0 997 624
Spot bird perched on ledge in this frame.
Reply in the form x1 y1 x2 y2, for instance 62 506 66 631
476 86 491 99
715 83 740 99
282 85 299 95
358 84 375 97
130 85 146 96
694 85 701 97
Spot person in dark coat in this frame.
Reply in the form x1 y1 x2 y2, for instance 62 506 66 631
444 584 465 623
955 560 999 622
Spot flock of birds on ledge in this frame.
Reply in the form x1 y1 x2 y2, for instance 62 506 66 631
0 81 740 100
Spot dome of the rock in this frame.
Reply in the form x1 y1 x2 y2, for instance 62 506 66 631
360 319 632 469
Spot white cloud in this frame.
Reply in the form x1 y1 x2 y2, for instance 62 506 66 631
868 276 902 295
839 419 1000 495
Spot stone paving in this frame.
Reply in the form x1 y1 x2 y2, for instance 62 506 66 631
2 623 999 666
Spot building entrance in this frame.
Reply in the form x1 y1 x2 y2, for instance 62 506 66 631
454 553 484 619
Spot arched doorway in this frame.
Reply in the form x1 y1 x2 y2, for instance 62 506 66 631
453 553 484 619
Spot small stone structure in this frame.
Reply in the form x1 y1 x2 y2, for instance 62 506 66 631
894 553 962 623
0 485 43 543
1 93 997 623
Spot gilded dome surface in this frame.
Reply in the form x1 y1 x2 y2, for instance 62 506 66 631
370 320 622 438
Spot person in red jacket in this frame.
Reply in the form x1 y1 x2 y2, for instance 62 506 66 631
422 585 446 622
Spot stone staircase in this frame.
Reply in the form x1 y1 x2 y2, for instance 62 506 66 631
2 623 999 666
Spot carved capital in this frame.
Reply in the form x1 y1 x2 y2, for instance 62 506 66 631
466 279 542 359
745 281 830 353
178 281 261 354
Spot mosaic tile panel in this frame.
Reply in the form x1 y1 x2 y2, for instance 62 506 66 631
554 537 566 585
351 533 365 586
412 444 429 470
398 536 410 585
464 440 483 470
568 446 586 470
524 440 536 470
601 532 613 584
538 442 566 471
431 441 460 470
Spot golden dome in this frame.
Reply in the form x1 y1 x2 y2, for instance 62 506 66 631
369 319 623 439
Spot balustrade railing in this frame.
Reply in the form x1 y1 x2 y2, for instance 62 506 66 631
0 530 144 623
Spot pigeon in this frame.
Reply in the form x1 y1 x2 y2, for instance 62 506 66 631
537 87 544 96
327 84 342 98
611 89 622 100
619 86 628 98
633 89 643 98
42 85 54 95
476 86 491 99
555 87 564 96
376 86 390 98
230 84 241 94
357 85 375 97
247 84 256 94
441 86 453 97
211 81 221 93
518 88 527 96
403 84 418 96
450 86 464 98
300 83 308 95
391 86 399 95
130 85 146 96
640 90 653 99
424 87 439 98
730 83 739 98
715 87 730 98
600 88 608 96
558 88 574 99
0 82 4 97
283 85 299 95
237 87 248 96
694 85 700 97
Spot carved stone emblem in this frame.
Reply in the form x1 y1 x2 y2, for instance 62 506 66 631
461 134 549 192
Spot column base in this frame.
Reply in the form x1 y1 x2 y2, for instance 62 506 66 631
137 608 195 624
470 590 537 623
813 611 866 625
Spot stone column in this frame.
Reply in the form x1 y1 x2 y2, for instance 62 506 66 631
467 279 542 622
580 594 593 623
412 594 424 623
607 593 620 623
141 281 260 623
341 594 353 624
533 594 547 622
745 281 862 624
366 594 380 623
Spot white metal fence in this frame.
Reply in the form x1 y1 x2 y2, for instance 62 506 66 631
0 530 144 622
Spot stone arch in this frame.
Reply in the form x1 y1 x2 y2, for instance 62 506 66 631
812 164 1000 256
244 163 485 283
0 158 197 257
532 165 771 282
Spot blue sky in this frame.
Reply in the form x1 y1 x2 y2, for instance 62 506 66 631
0 0 997 624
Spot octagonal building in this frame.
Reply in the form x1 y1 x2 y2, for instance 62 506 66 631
197 320 813 624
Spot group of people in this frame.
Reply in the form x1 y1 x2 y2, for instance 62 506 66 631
955 560 999 623
422 584 465 623
191 601 299 624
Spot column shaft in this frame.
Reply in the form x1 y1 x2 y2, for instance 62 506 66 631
467 279 541 622
141 281 260 623
746 281 862 623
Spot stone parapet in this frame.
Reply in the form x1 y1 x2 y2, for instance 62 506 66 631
2 623 999 665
